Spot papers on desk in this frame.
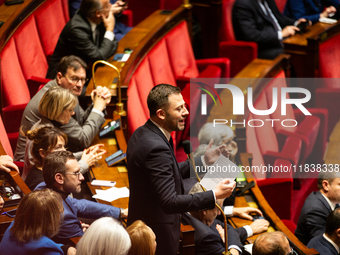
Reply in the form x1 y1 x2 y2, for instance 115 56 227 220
92 187 129 202
199 154 241 191
319 17 337 24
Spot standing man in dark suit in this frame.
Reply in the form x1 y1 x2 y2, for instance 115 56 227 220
46 0 117 79
127 84 236 255
232 0 305 59
307 208 340 255
295 171 340 245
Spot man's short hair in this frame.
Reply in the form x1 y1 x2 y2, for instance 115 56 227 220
57 55 87 77
147 84 181 117
43 151 76 187
317 171 340 190
79 0 103 18
252 232 288 255
325 208 340 235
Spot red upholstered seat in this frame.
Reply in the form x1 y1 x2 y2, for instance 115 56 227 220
0 116 23 173
34 0 69 60
315 34 340 136
274 0 287 13
219 0 258 77
264 71 328 165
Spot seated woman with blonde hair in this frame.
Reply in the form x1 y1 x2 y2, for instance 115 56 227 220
76 217 131 255
126 220 157 255
22 86 105 183
0 189 76 254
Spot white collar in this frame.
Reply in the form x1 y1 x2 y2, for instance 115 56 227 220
150 119 171 141
87 18 97 32
321 192 336 211
323 233 340 253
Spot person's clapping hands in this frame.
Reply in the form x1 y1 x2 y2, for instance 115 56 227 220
81 144 106 167
91 86 112 112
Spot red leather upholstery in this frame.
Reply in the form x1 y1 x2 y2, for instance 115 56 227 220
264 71 328 165
34 0 69 60
274 0 287 13
0 116 23 172
219 0 258 77
0 0 69 153
316 35 340 136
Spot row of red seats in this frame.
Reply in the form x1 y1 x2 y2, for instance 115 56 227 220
246 70 328 223
0 0 69 152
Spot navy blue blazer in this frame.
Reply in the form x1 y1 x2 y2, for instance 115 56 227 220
284 0 339 23
182 213 243 255
295 191 332 245
232 0 295 59
127 120 216 255
308 234 338 255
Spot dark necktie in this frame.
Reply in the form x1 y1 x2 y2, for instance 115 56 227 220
169 136 174 151
335 203 340 210
94 26 100 46
262 0 283 47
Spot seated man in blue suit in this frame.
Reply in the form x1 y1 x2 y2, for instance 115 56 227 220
182 183 243 255
35 151 127 245
308 207 340 255
295 171 340 245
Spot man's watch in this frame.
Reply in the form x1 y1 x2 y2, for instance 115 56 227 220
119 208 124 220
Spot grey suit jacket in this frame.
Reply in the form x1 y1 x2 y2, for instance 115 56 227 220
14 79 105 161
46 13 118 78
295 191 332 245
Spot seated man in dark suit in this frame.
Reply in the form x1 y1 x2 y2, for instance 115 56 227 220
295 171 340 245
252 231 292 255
69 0 132 41
182 183 243 255
232 0 306 59
46 0 118 79
308 207 340 255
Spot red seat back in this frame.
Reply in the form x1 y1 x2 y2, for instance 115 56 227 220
165 21 199 79
318 34 340 79
0 116 13 157
13 15 48 81
220 0 237 42
0 38 30 108
34 0 68 58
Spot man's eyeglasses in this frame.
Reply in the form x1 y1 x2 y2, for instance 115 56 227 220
65 171 83 179
67 76 88 85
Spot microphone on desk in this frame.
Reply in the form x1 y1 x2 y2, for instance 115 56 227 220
182 140 231 254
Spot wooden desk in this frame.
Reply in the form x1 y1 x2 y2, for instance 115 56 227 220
86 115 129 210
284 20 340 78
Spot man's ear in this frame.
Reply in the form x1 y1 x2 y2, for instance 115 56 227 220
156 109 166 120
323 180 330 192
336 228 340 238
94 10 102 19
56 72 63 85
55 173 64 185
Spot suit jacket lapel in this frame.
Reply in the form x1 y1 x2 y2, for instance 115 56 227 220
319 235 339 255
316 191 333 213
